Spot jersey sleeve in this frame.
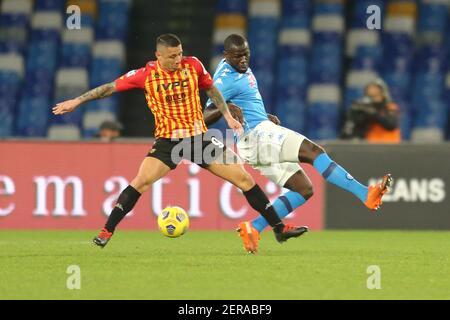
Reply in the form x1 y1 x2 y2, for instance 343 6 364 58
115 67 147 92
206 74 238 107
189 56 214 90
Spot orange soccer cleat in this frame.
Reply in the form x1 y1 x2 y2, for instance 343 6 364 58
93 228 113 248
236 221 260 254
364 174 393 211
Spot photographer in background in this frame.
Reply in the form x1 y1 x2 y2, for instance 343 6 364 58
341 78 401 143
97 120 123 142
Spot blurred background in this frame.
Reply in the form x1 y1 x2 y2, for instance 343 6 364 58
0 0 450 142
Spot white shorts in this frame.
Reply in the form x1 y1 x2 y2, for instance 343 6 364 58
237 121 306 186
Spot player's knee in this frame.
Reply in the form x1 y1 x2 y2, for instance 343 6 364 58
131 175 152 193
299 140 326 163
301 184 314 200
235 170 255 191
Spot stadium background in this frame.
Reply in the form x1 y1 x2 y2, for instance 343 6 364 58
0 0 449 231
1 0 450 301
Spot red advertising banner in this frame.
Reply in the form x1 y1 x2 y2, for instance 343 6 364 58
0 141 323 230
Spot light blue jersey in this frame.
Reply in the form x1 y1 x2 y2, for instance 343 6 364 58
206 59 268 135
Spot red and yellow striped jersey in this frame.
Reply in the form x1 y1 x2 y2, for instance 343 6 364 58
115 56 214 138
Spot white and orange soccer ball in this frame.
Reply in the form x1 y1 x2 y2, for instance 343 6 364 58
157 206 190 238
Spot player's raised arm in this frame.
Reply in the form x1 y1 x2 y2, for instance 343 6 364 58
205 85 243 134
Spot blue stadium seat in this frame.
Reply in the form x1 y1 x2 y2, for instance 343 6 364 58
16 95 50 137
0 13 29 28
413 45 447 74
417 2 449 33
383 72 411 101
313 2 343 15
277 63 308 88
413 99 448 129
0 108 14 136
0 14 29 54
96 0 130 40
351 45 382 71
84 96 119 114
306 102 340 140
282 0 311 28
90 57 123 87
275 98 306 133
216 0 247 14
61 43 91 67
34 0 65 12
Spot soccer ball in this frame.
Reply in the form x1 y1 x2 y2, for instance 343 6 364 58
157 206 190 238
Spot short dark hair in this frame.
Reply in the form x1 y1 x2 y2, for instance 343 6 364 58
224 34 247 51
156 33 181 48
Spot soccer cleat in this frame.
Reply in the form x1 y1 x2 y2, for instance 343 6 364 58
364 174 393 211
93 228 113 248
236 221 260 254
274 224 309 243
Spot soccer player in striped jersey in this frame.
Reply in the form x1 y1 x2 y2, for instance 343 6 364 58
204 34 392 253
53 33 307 249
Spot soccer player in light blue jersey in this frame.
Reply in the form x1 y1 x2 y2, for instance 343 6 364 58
204 34 392 254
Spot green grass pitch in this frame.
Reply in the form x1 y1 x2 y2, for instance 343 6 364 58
0 230 449 300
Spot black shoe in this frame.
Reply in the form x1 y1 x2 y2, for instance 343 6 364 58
274 225 308 243
93 228 113 248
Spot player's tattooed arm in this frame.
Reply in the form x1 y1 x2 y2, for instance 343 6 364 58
205 85 232 118
77 82 117 103
205 85 243 133
52 82 117 115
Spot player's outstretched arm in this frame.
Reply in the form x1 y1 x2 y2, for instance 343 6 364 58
205 85 243 134
52 82 117 115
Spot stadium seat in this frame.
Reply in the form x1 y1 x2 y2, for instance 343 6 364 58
216 0 247 14
96 0 131 40
275 98 306 133
1 0 33 16
61 28 94 67
47 124 81 140
0 14 29 54
34 0 66 11
83 110 117 138
346 29 380 57
417 1 449 33
281 0 311 29
312 15 344 33
306 102 340 140
384 16 416 35
307 84 341 104
16 95 51 137
411 127 445 143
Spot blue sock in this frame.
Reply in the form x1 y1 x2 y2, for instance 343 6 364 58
313 153 368 202
251 191 306 232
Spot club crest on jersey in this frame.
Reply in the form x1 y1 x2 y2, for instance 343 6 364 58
181 68 190 78
247 73 256 88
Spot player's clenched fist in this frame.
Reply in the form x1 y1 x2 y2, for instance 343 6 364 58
52 99 80 115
